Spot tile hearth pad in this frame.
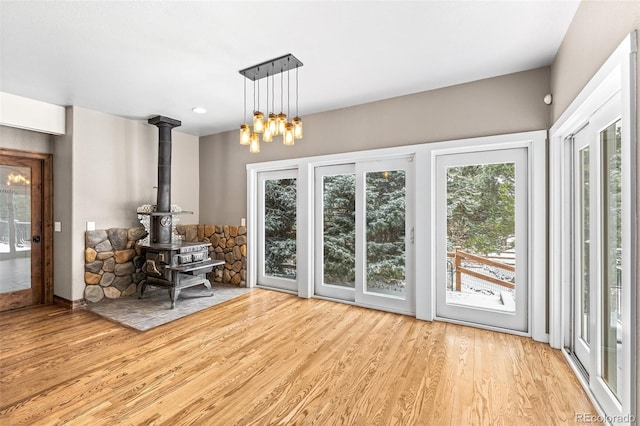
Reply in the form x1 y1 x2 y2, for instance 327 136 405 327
85 284 252 331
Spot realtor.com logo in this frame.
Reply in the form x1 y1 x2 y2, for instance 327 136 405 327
576 413 636 424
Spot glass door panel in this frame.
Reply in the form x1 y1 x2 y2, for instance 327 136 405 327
257 169 298 292
0 165 31 291
572 128 591 368
600 119 622 400
314 165 356 301
435 148 528 332
356 158 414 314
364 169 406 298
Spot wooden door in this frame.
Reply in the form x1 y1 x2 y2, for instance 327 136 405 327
0 151 51 311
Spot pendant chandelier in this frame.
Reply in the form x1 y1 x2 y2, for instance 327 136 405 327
239 54 303 153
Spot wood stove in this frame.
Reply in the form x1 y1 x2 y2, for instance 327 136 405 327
137 116 223 308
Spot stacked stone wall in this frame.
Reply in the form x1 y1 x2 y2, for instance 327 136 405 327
84 227 147 303
175 225 247 287
84 224 247 303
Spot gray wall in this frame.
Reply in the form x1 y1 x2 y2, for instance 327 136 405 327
0 125 53 153
54 106 200 301
550 0 640 416
199 67 551 224
53 109 74 300
550 2 640 122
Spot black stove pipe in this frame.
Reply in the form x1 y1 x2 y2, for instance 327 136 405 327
148 115 181 244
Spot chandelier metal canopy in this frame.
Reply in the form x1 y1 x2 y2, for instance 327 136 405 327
239 53 303 153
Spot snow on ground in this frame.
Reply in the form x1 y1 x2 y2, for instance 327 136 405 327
0 242 30 254
446 290 515 312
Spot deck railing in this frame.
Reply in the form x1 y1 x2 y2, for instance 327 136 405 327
446 248 515 292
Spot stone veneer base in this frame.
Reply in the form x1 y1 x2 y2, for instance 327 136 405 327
84 225 247 303
175 225 247 287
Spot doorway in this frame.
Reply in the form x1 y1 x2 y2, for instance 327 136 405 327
314 157 414 315
0 150 53 311
434 148 529 332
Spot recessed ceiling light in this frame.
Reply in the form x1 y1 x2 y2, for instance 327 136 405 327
192 107 207 114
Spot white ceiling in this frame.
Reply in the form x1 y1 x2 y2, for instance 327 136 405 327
0 1 580 137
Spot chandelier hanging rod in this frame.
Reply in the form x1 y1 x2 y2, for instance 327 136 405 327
239 53 303 81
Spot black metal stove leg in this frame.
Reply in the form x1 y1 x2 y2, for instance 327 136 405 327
169 289 176 309
139 281 147 299
203 279 213 296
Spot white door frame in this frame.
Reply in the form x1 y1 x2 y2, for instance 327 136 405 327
433 147 529 333
549 32 636 424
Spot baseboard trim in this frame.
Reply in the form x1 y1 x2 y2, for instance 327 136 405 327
53 295 86 310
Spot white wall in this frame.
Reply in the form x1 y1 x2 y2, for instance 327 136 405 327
199 67 551 224
54 106 200 301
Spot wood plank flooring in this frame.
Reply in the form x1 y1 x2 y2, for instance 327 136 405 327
0 289 599 425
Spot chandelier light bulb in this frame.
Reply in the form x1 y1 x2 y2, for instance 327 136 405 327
263 124 273 142
292 117 303 140
240 124 251 145
283 123 295 146
277 113 287 135
249 133 260 153
267 113 277 135
253 111 265 133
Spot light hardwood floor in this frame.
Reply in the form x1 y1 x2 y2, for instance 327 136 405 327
0 289 599 425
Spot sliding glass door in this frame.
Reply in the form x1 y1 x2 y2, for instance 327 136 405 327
257 169 297 292
314 158 414 314
568 92 628 416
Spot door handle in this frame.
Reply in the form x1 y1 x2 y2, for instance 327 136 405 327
32 235 41 243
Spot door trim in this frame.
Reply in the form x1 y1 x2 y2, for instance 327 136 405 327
0 148 53 307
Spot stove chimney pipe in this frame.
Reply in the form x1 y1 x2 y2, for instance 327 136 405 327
148 115 181 244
